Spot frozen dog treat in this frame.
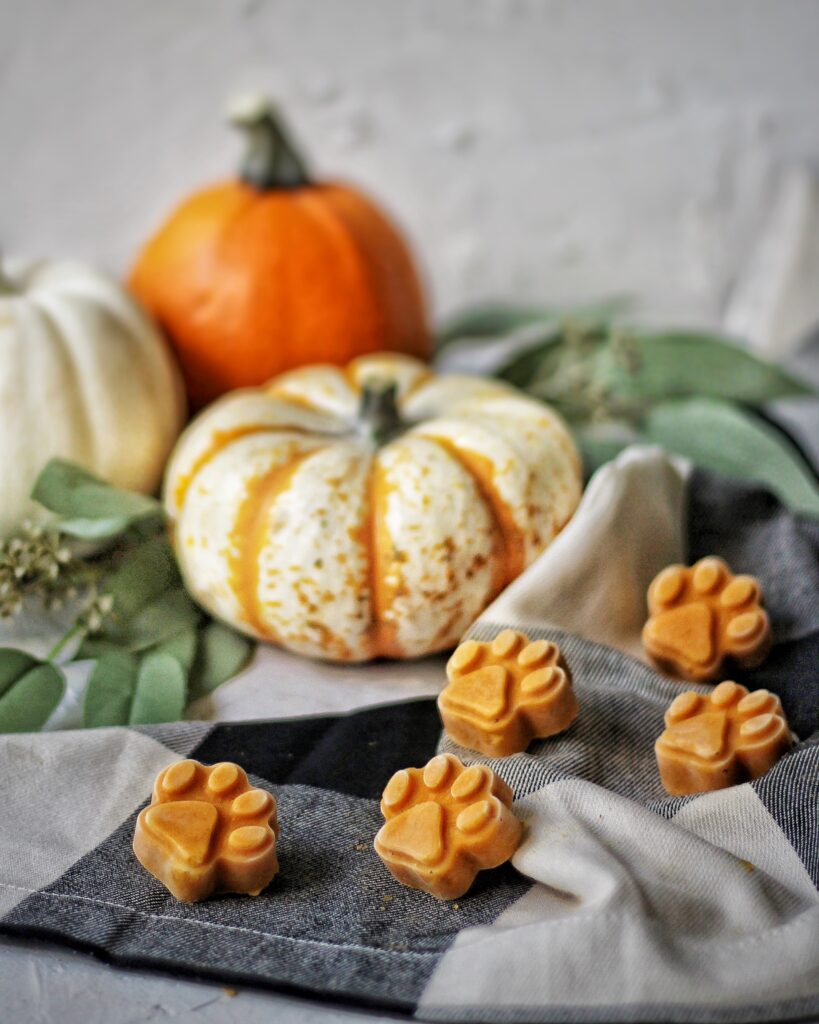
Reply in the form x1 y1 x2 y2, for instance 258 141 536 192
133 759 279 902
374 752 523 900
439 630 578 757
643 557 771 682
656 681 791 795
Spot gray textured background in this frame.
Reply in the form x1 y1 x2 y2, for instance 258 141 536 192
4 0 819 326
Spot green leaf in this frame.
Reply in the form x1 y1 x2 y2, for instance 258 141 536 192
155 627 199 675
31 459 163 538
436 297 633 353
113 587 202 651
129 652 187 724
496 325 614 421
493 330 566 389
83 650 139 727
74 636 128 660
0 649 64 732
84 649 187 726
437 304 558 350
643 398 819 517
104 536 181 621
189 622 255 701
616 332 814 407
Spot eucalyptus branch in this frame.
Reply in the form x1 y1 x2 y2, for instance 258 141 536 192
0 521 98 618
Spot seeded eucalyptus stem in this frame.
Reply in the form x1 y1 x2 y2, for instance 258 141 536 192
45 623 85 663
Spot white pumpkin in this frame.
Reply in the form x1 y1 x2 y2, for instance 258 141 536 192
165 353 582 662
0 258 186 535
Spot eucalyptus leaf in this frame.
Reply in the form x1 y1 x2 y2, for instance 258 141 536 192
189 622 255 701
0 648 64 732
617 332 814 408
0 648 40 695
105 535 181 621
50 516 149 541
31 459 163 538
497 325 612 420
83 650 139 727
437 296 632 352
84 649 187 726
114 587 202 651
437 305 557 350
129 652 187 724
494 330 566 389
644 399 819 517
155 627 199 675
74 636 130 661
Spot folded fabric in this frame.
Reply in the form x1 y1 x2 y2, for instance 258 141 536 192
0 447 816 1023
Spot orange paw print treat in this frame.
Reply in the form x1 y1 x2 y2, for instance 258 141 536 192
643 557 771 682
374 753 523 900
439 630 578 757
133 759 279 903
656 681 792 795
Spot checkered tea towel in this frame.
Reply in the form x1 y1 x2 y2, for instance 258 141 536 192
0 447 817 1023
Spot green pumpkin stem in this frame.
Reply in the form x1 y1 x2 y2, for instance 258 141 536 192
228 95 310 190
358 380 403 445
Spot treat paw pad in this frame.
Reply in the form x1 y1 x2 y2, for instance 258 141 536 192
133 759 279 902
438 630 578 756
373 753 523 900
656 681 791 795
643 557 771 682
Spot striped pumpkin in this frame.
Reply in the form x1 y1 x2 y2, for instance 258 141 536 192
164 354 581 662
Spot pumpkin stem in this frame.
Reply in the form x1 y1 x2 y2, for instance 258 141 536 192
228 94 310 190
357 380 403 445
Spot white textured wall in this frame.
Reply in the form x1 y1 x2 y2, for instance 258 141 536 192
4 0 819 325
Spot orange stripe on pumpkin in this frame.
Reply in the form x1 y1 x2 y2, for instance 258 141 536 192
228 447 325 640
346 456 402 659
172 424 314 510
423 435 526 599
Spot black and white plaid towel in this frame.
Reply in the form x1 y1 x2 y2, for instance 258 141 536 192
0 448 817 1023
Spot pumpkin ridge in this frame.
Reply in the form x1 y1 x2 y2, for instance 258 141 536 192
402 369 435 401
30 298 99 469
317 186 430 359
173 423 318 510
228 446 327 639
422 434 526 597
294 189 386 364
359 455 402 659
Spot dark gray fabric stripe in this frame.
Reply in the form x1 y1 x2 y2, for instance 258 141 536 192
687 469 819 740
753 737 819 888
130 720 215 755
2 744 529 1012
687 470 819 643
417 993 819 1024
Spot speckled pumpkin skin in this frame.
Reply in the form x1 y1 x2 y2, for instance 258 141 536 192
164 354 582 662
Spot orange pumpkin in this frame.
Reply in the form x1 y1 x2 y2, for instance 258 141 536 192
129 96 430 408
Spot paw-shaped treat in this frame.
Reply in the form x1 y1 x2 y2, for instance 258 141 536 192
655 681 791 795
438 630 578 757
374 753 523 900
643 557 771 682
133 759 279 902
